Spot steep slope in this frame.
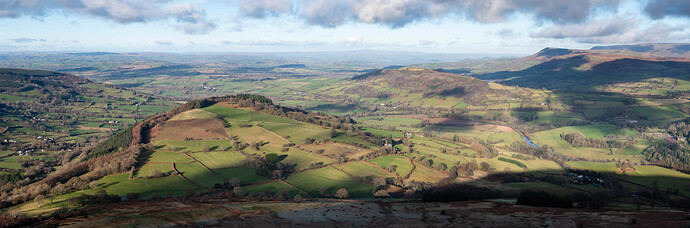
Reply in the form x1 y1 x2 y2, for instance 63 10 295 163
472 48 690 93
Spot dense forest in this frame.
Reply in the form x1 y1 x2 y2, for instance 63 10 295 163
642 142 690 172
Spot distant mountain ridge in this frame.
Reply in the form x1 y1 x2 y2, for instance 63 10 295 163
453 44 689 92
590 43 690 58
350 67 514 104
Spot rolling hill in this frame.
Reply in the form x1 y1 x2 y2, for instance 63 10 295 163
4 93 690 222
421 46 690 95
0 69 176 204
2 57 690 226
591 43 690 58
0 68 176 149
305 67 550 112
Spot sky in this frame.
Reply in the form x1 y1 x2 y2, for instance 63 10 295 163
1 0 689 55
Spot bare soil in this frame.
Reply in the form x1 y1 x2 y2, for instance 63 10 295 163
153 118 229 141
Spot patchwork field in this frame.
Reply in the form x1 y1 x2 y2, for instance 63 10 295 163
406 161 448 183
153 140 235 152
175 163 224 188
299 142 373 160
333 161 394 178
225 126 290 151
214 167 268 185
94 174 197 197
188 151 245 169
284 167 373 197
262 122 331 144
369 155 414 177
147 151 194 163
279 148 335 171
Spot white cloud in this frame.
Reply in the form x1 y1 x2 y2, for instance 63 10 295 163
238 0 292 18
297 0 623 28
0 0 216 34
11 37 46 43
531 18 634 39
532 18 688 44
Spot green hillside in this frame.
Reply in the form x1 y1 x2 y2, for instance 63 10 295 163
5 94 690 218
0 69 176 194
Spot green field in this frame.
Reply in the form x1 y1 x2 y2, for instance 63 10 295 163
94 174 196 197
331 133 379 149
634 106 688 121
566 161 618 173
369 155 413 177
362 128 404 138
169 109 218 121
261 122 330 144
624 166 690 197
279 148 335 171
225 126 289 151
244 181 305 197
175 163 224 188
531 126 643 162
407 162 448 183
189 151 245 169
0 162 23 169
203 105 297 124
153 140 234 152
147 151 194 163
136 163 174 178
284 167 373 197
214 167 268 185
334 161 394 178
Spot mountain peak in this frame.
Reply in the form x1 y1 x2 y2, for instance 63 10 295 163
535 48 574 58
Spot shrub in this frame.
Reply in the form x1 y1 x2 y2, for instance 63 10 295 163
498 157 526 168
335 188 349 199
374 190 389 197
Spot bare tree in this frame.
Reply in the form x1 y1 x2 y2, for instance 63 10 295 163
335 188 349 199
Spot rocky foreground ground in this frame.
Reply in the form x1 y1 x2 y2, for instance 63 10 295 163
41 198 690 227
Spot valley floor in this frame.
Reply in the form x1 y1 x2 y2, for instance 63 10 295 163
44 198 689 227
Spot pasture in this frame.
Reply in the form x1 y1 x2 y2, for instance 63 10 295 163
175 163 224 188
153 140 234 152
189 151 246 169
333 161 394 178
94 173 196 197
284 167 373 197
214 167 268 185
261 122 331 144
169 109 218 121
369 155 413 177
147 151 194 163
406 162 448 183
299 142 372 160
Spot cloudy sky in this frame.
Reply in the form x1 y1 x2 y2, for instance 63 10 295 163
1 0 689 55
